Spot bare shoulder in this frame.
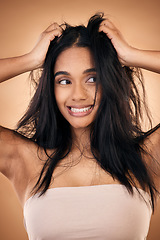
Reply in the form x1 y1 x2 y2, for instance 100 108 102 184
0 125 37 179
0 126 44 204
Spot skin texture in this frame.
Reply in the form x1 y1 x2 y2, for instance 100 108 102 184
0 23 63 83
0 20 159 84
99 19 160 73
0 19 160 207
54 47 102 138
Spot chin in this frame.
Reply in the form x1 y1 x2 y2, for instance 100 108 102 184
70 121 92 130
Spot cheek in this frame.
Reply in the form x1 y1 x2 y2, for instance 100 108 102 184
85 87 98 103
54 88 68 108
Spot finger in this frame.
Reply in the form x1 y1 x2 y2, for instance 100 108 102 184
44 22 62 33
100 19 117 31
59 23 66 31
99 22 121 41
99 25 115 39
47 28 62 41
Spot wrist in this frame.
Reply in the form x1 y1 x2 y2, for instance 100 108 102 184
121 47 139 67
25 52 42 71
124 47 143 68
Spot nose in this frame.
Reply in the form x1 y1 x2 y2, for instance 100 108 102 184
72 83 87 101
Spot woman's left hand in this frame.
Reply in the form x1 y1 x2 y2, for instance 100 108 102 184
99 19 160 73
99 19 135 66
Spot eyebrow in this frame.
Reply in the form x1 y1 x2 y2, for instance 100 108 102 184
54 68 96 78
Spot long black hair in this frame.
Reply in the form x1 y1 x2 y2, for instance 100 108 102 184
17 13 159 211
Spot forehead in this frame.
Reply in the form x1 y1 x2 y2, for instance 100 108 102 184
54 47 95 73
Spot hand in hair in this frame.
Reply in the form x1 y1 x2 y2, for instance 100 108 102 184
99 19 160 74
29 23 63 69
99 19 134 66
0 23 63 83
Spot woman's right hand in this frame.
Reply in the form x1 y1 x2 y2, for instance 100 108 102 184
0 23 63 83
28 22 63 69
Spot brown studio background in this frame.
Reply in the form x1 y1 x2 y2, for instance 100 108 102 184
0 0 160 239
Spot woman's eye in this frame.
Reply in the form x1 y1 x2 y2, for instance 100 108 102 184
87 77 96 83
59 79 71 85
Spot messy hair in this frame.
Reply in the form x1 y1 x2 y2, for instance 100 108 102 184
17 13 159 211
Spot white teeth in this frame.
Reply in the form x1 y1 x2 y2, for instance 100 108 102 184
70 106 92 113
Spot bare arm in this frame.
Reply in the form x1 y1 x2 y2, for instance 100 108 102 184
99 20 160 74
125 49 160 74
0 125 37 179
0 125 41 205
0 54 36 83
0 23 63 176
0 23 63 83
0 126 20 178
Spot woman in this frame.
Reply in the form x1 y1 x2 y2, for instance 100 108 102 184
0 13 160 239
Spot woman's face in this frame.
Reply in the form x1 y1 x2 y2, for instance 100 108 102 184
54 46 101 130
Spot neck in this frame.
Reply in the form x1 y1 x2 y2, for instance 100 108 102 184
71 127 91 152
68 126 97 165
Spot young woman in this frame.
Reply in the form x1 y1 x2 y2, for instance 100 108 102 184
0 13 160 239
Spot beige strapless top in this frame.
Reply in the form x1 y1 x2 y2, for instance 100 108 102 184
23 184 152 240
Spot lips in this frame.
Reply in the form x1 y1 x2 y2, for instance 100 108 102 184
67 105 93 117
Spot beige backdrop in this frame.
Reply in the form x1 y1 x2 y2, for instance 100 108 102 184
0 0 160 239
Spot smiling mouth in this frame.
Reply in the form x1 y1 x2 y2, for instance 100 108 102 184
67 105 93 116
69 106 92 112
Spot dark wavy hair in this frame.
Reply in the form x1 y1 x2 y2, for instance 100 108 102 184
17 13 159 211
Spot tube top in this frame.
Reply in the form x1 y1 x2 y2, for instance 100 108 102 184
23 184 152 240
